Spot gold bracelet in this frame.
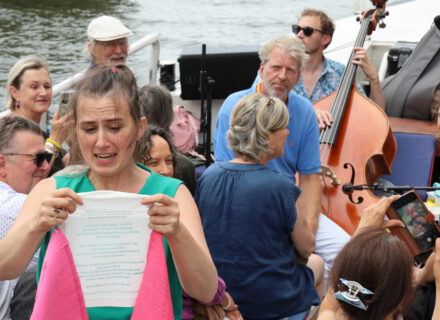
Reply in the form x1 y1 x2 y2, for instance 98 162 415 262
46 138 62 150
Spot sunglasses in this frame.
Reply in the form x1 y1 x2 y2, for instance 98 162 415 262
414 219 428 227
292 24 325 37
3 151 52 167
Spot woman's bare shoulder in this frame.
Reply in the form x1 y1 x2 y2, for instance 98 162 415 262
30 177 57 195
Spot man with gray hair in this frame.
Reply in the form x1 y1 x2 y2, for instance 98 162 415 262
86 15 133 66
214 34 350 282
0 116 51 319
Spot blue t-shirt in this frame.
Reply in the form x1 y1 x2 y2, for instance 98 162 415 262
213 85 321 183
196 162 320 320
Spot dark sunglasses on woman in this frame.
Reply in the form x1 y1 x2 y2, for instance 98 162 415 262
291 24 325 37
3 151 52 167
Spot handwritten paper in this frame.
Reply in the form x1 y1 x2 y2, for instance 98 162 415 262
61 190 150 308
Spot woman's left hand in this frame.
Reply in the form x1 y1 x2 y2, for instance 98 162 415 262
142 194 181 237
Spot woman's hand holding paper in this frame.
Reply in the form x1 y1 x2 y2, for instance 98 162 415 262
35 187 83 232
143 194 181 238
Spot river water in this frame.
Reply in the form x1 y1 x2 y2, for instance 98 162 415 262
0 0 400 110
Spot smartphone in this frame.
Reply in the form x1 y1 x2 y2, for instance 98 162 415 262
387 190 440 264
58 90 73 117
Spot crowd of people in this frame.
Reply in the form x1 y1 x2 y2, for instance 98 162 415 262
0 8 440 320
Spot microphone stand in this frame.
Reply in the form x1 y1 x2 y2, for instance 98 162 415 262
342 183 440 194
198 44 215 167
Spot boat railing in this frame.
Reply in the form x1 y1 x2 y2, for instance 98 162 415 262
0 32 160 127
52 32 161 97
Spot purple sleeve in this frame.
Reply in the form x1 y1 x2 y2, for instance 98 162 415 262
181 277 227 316
203 277 226 306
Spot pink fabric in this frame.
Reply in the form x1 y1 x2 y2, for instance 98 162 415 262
31 229 88 320
31 229 173 320
170 105 206 160
131 231 173 319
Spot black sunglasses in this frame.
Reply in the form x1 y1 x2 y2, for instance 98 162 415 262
292 24 325 37
3 151 52 167
414 219 428 227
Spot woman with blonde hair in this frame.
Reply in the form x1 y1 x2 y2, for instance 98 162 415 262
196 93 323 320
5 55 71 173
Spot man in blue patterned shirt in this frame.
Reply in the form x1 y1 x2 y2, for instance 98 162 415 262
293 9 385 129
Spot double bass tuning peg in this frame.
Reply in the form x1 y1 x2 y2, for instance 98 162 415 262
378 10 389 19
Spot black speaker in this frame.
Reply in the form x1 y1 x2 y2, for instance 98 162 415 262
178 45 260 100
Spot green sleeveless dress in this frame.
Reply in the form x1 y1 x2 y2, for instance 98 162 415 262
37 163 183 319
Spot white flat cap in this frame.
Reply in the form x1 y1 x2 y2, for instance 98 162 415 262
87 15 133 41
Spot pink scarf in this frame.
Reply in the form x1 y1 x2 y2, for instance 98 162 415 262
31 229 174 320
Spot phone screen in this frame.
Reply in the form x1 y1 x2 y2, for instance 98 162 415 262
58 91 73 117
394 194 438 251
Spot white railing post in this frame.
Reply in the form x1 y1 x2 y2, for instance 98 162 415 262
150 38 160 85
53 71 86 98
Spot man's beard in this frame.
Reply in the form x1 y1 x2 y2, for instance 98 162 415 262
262 80 288 100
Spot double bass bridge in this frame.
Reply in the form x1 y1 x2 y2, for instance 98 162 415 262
321 165 341 186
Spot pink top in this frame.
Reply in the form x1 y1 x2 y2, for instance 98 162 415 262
31 229 173 320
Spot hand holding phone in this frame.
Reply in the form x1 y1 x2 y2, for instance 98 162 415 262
58 90 73 117
387 190 440 264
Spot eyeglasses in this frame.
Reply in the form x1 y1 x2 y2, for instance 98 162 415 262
96 39 128 49
292 24 325 37
3 152 52 167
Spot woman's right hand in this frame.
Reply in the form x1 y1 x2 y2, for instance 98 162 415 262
34 187 83 233
49 109 73 146
356 195 404 233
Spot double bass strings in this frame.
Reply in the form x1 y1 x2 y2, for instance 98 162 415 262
319 13 372 165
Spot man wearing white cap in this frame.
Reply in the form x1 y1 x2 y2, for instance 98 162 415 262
87 15 133 66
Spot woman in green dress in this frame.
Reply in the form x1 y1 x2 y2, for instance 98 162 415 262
0 65 218 319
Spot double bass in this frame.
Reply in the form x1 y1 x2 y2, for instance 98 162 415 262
314 0 397 235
